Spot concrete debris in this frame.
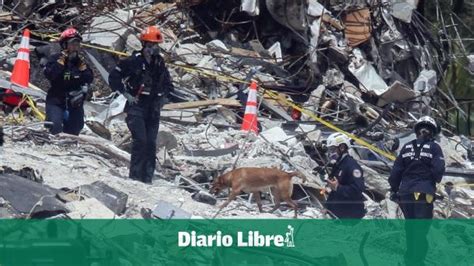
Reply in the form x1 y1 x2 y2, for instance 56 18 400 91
0 174 68 218
390 0 418 23
77 181 128 215
241 0 260 16
152 200 192 219
66 198 117 219
83 9 134 51
0 0 472 219
191 191 217 205
349 52 389 96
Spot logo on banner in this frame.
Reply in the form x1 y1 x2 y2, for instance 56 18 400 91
178 225 296 248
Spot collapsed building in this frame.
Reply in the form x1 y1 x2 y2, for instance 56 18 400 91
0 0 473 219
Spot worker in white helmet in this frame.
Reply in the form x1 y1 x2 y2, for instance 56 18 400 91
324 132 366 218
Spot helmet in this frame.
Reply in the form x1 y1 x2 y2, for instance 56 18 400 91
59 28 82 48
139 26 163 43
326 132 351 148
414 116 439 135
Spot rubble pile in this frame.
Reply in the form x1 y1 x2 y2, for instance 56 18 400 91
0 0 473 219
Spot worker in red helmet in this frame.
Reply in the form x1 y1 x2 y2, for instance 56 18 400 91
109 26 174 184
43 28 93 135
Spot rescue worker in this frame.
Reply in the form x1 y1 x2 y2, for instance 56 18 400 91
44 28 93 135
108 26 174 184
389 116 445 266
324 132 366 218
389 116 445 219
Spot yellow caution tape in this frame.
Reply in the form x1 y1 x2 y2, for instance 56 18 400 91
169 63 397 161
30 31 396 161
26 95 45 121
31 31 130 57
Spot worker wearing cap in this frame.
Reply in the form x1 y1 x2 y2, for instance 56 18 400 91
389 116 445 219
109 26 174 184
43 28 93 135
324 132 366 218
389 116 445 266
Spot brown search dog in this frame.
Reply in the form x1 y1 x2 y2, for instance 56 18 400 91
210 167 305 218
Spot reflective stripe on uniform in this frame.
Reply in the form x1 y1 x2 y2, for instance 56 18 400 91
420 152 433 158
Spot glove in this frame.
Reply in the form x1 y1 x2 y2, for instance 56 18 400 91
81 84 90 94
389 192 400 202
123 92 138 105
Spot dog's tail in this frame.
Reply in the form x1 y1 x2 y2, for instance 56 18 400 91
287 171 307 183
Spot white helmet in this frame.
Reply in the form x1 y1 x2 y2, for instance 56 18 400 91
326 132 351 148
415 116 439 134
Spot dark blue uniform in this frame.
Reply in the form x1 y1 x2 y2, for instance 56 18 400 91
108 51 173 183
390 139 444 266
325 154 366 218
389 139 445 219
44 53 93 135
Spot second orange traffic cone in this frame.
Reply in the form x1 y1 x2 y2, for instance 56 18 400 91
241 81 259 134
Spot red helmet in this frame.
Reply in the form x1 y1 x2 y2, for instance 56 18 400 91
59 28 82 48
139 26 163 43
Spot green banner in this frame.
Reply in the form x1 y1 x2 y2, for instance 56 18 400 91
0 219 472 266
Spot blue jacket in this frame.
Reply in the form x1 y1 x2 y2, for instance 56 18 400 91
44 52 93 105
325 154 366 218
389 139 445 195
108 51 174 118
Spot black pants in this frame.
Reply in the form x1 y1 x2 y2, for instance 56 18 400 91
126 109 160 184
46 101 84 135
399 193 433 266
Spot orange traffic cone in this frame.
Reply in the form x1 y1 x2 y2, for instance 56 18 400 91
241 81 259 134
3 29 30 107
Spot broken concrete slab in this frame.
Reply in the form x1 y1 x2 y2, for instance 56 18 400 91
0 166 43 183
377 81 416 106
413 69 437 94
66 198 116 219
174 43 207 65
390 0 418 23
260 127 296 146
206 40 230 53
191 191 217 205
241 0 260 16
152 200 191 219
78 181 128 215
0 174 68 218
83 9 134 50
184 144 239 157
349 56 389 96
